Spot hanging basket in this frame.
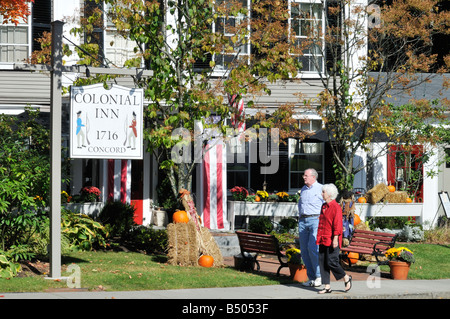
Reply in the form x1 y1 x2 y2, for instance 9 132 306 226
389 261 410 280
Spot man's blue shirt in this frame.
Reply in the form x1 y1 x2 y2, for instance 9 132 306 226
298 181 324 216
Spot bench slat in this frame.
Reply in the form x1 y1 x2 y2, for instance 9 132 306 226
354 229 396 238
341 229 398 265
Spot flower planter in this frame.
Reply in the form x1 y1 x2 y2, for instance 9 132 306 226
64 202 105 218
389 261 410 280
152 209 168 227
227 200 298 230
288 263 308 282
355 203 423 219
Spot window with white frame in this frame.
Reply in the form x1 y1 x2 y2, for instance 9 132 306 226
213 0 250 71
0 22 30 63
226 138 250 190
289 139 324 190
300 118 322 131
289 0 324 73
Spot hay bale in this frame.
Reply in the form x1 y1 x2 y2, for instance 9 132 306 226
384 191 408 203
365 183 389 204
167 221 201 266
355 221 370 231
166 219 224 267
200 227 224 267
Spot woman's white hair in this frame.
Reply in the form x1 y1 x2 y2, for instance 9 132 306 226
322 184 339 200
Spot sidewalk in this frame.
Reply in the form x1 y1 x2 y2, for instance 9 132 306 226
1 257 449 299
1 279 449 299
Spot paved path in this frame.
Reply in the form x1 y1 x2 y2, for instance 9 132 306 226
1 279 449 299
1 256 449 300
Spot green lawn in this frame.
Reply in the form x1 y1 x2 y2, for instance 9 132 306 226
379 243 450 280
1 243 448 293
0 251 292 293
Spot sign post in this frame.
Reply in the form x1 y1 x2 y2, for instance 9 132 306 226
48 20 64 279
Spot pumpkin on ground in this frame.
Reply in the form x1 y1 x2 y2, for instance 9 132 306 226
406 197 413 203
198 255 214 268
357 197 367 203
173 210 189 223
348 252 359 264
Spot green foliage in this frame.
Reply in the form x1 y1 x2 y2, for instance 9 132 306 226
0 210 47 254
249 216 274 234
0 108 51 214
128 226 168 254
61 208 108 251
371 216 409 230
278 217 298 233
97 201 137 240
0 254 21 279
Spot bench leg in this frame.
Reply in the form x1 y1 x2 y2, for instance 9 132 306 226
340 253 352 268
240 255 259 272
276 264 288 277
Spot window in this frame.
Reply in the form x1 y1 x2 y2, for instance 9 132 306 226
31 0 51 52
300 118 322 131
289 0 324 73
214 0 250 71
289 140 324 189
84 0 104 64
227 138 250 190
0 23 30 63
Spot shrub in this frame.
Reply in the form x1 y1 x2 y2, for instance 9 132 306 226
0 254 21 279
129 226 168 254
97 201 137 240
398 225 424 242
278 217 298 233
61 208 108 251
249 216 273 234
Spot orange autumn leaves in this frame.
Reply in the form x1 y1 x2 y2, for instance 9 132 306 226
1 0 34 25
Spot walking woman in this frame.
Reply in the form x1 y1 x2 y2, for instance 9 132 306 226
317 184 352 294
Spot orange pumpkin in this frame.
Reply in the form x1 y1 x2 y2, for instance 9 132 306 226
354 214 361 226
388 185 396 192
406 197 413 203
357 197 367 203
198 255 214 268
348 252 359 264
255 195 261 202
173 210 189 224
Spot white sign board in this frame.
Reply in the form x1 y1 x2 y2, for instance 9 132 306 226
70 84 144 159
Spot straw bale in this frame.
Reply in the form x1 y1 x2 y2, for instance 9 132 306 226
167 221 201 266
384 191 408 203
200 227 224 267
365 183 389 204
355 221 370 231
167 189 225 267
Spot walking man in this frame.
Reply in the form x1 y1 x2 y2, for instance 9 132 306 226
298 168 323 287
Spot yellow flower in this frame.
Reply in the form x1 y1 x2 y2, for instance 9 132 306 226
276 192 289 198
256 190 268 198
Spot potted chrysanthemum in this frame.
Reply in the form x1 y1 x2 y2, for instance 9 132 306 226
285 247 307 283
385 247 415 280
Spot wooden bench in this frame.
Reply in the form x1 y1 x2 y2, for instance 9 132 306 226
235 231 289 276
341 229 398 265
